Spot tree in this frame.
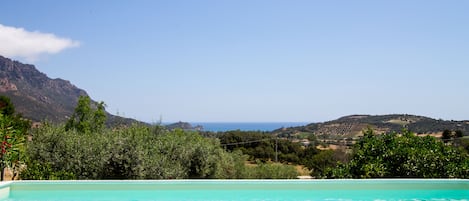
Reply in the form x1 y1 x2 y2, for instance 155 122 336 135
323 129 469 178
442 129 452 140
306 150 336 177
0 96 30 135
455 130 463 138
0 96 15 116
65 96 106 133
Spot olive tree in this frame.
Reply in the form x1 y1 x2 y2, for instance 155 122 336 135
324 129 469 178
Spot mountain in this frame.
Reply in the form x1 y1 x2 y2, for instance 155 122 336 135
274 114 469 138
0 55 137 125
166 121 204 131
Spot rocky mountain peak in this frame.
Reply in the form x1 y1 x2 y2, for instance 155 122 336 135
0 55 136 125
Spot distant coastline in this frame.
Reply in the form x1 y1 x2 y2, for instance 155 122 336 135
163 122 309 132
188 122 309 132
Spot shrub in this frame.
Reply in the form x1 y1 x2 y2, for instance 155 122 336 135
243 161 298 179
21 124 262 179
323 129 469 178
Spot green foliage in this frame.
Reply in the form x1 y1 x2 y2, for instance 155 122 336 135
65 96 106 133
305 150 336 177
212 150 248 179
0 96 30 181
20 160 75 180
455 130 463 138
442 129 452 140
323 129 469 178
218 130 311 164
442 129 464 140
0 96 31 135
22 124 274 179
0 96 15 116
243 161 298 179
0 113 26 180
459 138 469 153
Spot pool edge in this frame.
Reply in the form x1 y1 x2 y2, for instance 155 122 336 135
0 181 12 200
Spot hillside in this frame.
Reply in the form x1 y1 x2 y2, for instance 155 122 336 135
166 121 204 131
274 114 469 139
0 55 137 125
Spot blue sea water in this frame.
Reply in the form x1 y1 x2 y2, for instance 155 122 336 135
191 122 309 132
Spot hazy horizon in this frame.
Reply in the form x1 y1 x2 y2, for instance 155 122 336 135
1 1 468 122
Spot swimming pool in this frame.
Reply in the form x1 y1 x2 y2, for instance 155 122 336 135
0 180 468 201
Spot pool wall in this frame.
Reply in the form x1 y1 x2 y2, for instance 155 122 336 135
0 182 11 200
0 179 468 201
1 179 469 190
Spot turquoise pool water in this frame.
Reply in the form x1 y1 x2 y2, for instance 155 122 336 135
0 180 468 201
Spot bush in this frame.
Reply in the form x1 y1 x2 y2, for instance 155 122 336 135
20 160 75 180
243 161 298 179
21 124 274 179
323 129 469 178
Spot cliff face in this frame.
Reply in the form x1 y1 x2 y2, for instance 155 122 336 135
0 55 88 122
0 55 136 125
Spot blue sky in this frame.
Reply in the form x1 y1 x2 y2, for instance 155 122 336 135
1 1 468 122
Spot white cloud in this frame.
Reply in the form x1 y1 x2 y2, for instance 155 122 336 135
0 24 80 61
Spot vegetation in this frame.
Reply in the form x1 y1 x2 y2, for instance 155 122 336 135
65 96 106 133
2 94 468 180
24 125 215 179
18 96 299 179
218 130 314 163
323 129 469 178
216 130 347 176
275 114 469 139
21 124 300 179
243 161 298 179
0 96 30 181
0 96 31 135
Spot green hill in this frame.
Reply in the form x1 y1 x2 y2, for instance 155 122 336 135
274 114 469 139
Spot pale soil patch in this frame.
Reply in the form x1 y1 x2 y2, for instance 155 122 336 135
317 144 341 150
387 119 409 126
417 132 442 138
244 161 257 167
295 165 311 176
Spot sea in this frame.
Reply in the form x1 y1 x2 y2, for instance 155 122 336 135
190 122 309 132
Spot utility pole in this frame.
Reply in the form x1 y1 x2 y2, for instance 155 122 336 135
275 137 278 163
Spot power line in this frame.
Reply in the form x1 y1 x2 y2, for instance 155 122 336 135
220 138 273 146
220 137 280 162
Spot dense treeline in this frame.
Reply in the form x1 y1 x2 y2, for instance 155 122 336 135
21 124 299 179
218 130 310 163
216 130 344 176
25 125 222 179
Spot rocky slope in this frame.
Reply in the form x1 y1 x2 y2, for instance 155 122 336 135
0 55 136 125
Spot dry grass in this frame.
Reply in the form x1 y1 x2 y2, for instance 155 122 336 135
295 165 311 176
316 144 343 150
